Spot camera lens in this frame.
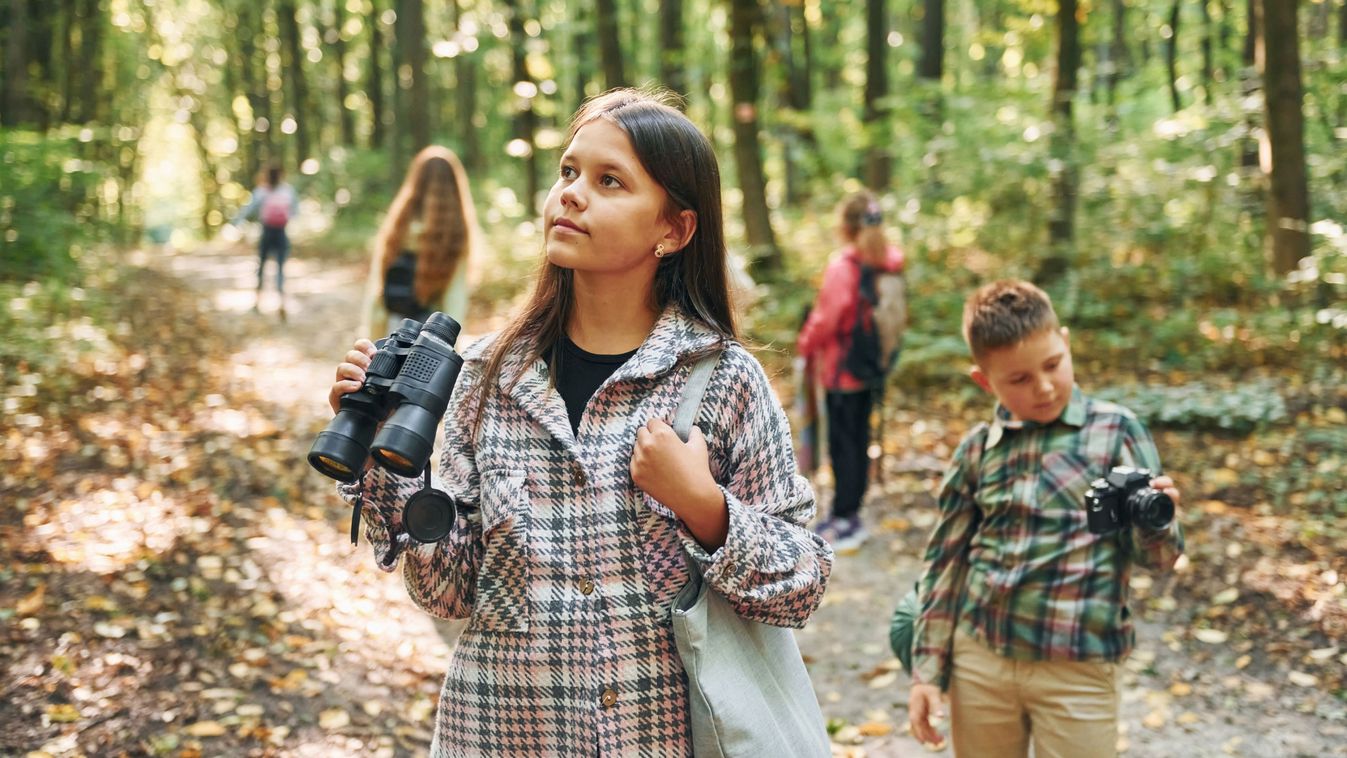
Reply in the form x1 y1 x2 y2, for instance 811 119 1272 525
404 488 457 543
1129 488 1175 530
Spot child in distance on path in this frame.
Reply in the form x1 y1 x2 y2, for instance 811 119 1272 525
796 191 905 550
907 280 1184 757
326 88 832 756
233 164 299 319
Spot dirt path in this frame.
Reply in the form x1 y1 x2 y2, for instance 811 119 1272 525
156 240 1344 758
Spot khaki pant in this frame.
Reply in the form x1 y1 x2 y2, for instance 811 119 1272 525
948 629 1119 758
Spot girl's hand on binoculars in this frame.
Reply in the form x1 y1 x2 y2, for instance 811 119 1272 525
1150 474 1181 509
328 339 377 414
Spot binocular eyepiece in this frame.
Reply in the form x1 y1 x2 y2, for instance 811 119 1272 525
308 312 464 543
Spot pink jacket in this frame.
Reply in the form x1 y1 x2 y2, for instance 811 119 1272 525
340 307 833 756
796 244 905 392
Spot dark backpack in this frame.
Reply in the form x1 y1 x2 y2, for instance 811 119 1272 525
842 261 907 386
382 250 431 322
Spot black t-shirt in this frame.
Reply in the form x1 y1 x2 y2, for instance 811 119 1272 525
547 336 638 434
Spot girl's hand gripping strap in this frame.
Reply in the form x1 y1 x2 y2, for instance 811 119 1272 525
673 350 724 443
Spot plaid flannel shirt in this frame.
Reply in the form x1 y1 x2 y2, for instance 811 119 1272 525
911 387 1184 688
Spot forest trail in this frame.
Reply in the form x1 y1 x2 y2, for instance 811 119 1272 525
167 237 1347 758
5 238 1341 757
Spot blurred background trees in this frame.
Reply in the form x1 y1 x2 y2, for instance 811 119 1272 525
1 0 1343 378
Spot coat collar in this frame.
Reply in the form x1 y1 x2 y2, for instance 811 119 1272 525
985 385 1086 450
461 307 726 453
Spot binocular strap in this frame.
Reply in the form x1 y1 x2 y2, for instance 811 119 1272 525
349 466 427 571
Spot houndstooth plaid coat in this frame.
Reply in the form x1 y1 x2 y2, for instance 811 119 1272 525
339 307 834 756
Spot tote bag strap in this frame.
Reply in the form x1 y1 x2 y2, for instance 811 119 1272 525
673 349 723 443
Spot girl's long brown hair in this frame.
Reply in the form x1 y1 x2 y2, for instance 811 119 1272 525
472 88 737 433
839 191 889 267
375 146 475 306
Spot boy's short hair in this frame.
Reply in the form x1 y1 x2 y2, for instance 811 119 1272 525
962 280 1060 361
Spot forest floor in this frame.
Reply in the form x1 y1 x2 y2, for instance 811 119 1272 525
2 238 1345 757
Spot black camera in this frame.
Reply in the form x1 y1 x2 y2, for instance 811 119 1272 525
1083 466 1175 535
308 312 465 544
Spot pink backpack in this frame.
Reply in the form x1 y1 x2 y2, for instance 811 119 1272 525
260 187 292 228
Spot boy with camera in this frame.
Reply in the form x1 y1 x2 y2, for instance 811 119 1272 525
907 280 1185 757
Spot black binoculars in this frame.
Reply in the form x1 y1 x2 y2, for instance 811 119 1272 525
308 312 464 543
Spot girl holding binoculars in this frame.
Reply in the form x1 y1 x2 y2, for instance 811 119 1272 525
326 88 832 755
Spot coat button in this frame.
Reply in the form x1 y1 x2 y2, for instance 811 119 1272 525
600 688 617 708
579 578 595 595
572 467 586 486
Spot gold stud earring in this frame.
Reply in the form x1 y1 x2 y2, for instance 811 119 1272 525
654 244 666 258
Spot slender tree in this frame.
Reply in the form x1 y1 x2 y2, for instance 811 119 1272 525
277 0 312 165
3 0 30 126
596 0 626 89
1166 0 1183 112
502 0 539 208
863 0 891 190
660 0 686 97
398 0 430 152
450 0 480 171
727 0 781 276
1256 0 1310 275
331 0 355 145
1041 0 1082 283
77 0 102 123
367 0 386 149
918 0 944 82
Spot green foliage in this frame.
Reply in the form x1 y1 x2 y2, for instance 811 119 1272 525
1094 381 1289 434
0 131 122 282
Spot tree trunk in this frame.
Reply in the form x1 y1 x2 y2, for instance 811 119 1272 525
863 0 891 190
332 0 355 145
77 0 101 123
59 0 76 123
660 0 686 97
3 0 29 126
1106 0 1130 108
1339 0 1347 128
451 0 480 171
572 2 593 108
398 0 430 152
1042 0 1081 283
771 3 807 204
278 0 311 166
1166 0 1182 112
26 0 54 129
596 0 626 89
1257 0 1310 276
503 0 539 209
918 0 943 81
727 0 780 278
367 0 386 150
1200 0 1214 101
1240 0 1260 170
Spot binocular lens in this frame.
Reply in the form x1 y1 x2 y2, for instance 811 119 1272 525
370 403 439 477
314 455 353 477
404 489 457 543
308 419 378 483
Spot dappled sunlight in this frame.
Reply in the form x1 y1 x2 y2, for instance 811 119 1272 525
239 501 453 681
30 481 187 574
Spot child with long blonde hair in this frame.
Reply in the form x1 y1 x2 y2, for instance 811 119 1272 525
361 145 478 337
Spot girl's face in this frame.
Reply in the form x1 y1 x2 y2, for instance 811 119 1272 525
543 119 681 281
